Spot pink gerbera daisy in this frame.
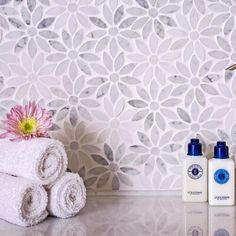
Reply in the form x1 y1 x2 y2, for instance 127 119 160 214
1 101 52 141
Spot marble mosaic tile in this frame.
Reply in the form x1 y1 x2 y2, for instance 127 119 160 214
0 0 236 192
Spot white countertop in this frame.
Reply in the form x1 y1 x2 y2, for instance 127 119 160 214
0 196 235 235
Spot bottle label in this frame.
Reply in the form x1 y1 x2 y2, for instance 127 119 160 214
214 169 229 184
187 164 203 179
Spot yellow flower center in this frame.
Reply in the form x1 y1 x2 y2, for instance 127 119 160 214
18 117 38 134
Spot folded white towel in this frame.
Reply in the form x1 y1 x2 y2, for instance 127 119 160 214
47 173 86 218
0 138 67 186
0 173 48 227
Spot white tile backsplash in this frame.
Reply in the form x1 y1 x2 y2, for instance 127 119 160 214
0 0 236 192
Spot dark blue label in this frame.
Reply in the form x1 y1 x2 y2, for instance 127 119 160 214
188 164 203 179
214 169 229 184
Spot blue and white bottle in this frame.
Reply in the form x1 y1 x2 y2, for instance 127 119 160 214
208 141 235 206
182 139 207 202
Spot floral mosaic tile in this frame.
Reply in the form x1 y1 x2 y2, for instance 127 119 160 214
1 0 236 191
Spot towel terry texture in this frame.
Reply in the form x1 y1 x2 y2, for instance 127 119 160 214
47 172 86 218
0 138 67 186
0 173 48 227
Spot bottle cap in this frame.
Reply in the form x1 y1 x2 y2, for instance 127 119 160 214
187 138 202 156
214 141 229 159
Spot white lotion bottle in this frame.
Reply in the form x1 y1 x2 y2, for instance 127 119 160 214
208 141 235 206
182 138 207 202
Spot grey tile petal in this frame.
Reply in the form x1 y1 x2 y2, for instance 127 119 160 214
56 107 69 121
88 167 108 175
144 112 154 130
129 145 149 153
224 15 234 36
0 15 9 30
96 172 110 188
177 108 191 123
119 17 137 29
96 83 110 98
117 172 133 186
78 105 92 121
156 158 167 175
104 143 114 161
89 17 107 28
162 144 182 152
49 40 66 52
37 17 55 28
155 112 166 131
217 36 231 52
78 166 85 178
118 82 132 97
84 177 97 187
159 15 177 27
79 53 99 61
115 143 126 161
195 88 206 106
120 167 140 175
91 154 109 165
160 5 180 14
21 6 30 25
77 59 92 75
168 75 187 84
112 174 120 190
132 109 149 121
137 131 151 147
161 98 181 107
119 153 136 165
8 17 26 29
114 5 124 25
171 85 189 96
88 77 107 85
0 0 11 5
154 19 164 38
128 99 148 108
27 0 36 12
15 36 28 52
28 38 37 58
39 30 58 39
133 154 149 166
200 84 219 95
117 35 132 52
194 0 205 14
69 107 78 126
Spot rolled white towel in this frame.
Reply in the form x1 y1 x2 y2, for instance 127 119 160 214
0 138 67 186
47 173 86 218
0 173 48 227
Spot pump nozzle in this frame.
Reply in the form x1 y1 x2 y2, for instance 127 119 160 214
187 138 202 156
214 141 229 159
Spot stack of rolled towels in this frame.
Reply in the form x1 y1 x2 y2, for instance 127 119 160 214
0 138 86 227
